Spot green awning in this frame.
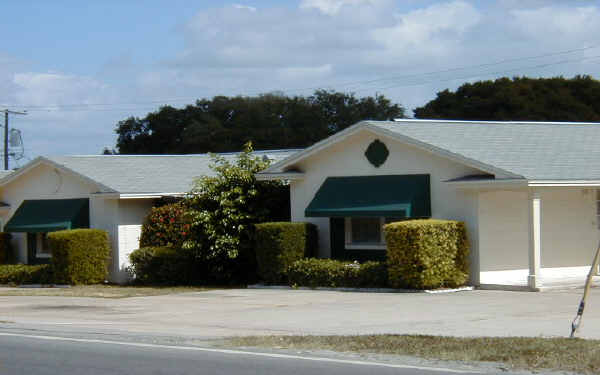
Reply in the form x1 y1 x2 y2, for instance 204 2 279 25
4 198 89 233
305 175 431 218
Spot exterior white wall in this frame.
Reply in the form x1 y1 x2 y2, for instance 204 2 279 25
89 196 119 279
540 188 598 268
289 129 483 280
91 197 153 283
477 188 599 273
478 190 529 272
0 163 97 263
115 199 153 283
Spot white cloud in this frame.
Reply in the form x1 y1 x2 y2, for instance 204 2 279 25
12 72 112 108
232 4 256 12
510 6 600 46
0 67 126 159
276 64 333 81
300 0 385 15
370 1 482 64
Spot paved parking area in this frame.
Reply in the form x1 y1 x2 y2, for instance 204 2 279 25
1 288 599 340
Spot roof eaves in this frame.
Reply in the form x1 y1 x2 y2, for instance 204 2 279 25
528 180 600 187
255 171 305 181
392 118 600 126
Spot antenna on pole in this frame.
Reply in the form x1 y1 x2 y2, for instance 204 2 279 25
3 109 27 170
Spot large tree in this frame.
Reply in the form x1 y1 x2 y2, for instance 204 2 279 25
414 75 600 121
115 90 404 154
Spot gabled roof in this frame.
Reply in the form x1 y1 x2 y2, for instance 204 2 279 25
261 119 600 181
0 150 300 195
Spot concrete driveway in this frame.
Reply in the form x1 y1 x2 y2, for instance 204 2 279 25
0 288 599 340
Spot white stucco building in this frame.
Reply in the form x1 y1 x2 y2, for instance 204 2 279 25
257 119 600 291
0 150 296 283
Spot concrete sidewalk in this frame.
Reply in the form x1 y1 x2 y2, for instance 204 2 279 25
0 288 598 340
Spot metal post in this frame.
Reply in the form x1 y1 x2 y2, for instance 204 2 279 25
2 109 27 170
4 110 8 170
571 240 600 337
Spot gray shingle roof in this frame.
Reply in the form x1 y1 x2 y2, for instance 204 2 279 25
0 170 14 180
366 120 600 180
47 150 301 194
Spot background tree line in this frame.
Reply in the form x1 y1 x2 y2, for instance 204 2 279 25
114 76 600 154
115 90 404 154
413 75 600 121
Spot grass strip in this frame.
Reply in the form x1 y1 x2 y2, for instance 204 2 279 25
226 334 600 374
0 285 209 298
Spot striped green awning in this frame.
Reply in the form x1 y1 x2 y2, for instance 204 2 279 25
4 199 89 233
305 175 431 218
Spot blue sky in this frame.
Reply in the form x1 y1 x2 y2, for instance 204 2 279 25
1 0 599 164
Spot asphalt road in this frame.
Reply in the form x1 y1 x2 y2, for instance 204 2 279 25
0 332 492 375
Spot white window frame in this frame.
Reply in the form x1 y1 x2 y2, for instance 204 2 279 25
344 217 387 250
35 233 51 258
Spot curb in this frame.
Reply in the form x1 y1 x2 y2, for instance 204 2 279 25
247 284 474 294
17 284 71 289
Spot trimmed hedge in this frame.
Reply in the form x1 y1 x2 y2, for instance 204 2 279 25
48 229 111 285
139 203 192 248
128 247 195 285
0 233 11 264
384 219 469 289
254 222 318 284
0 264 53 285
286 258 388 288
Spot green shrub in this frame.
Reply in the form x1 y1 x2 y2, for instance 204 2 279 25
48 229 111 285
186 143 291 285
128 246 196 285
355 261 388 288
139 203 193 248
286 258 388 288
0 233 11 264
0 264 53 285
384 219 469 289
254 222 317 284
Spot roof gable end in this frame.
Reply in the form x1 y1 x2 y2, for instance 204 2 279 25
260 121 523 179
0 157 114 193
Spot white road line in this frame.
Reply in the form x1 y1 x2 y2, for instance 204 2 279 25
0 332 477 373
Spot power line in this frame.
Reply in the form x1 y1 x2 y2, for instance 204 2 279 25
359 54 600 93
2 44 599 113
356 55 600 92
322 44 600 90
20 54 600 113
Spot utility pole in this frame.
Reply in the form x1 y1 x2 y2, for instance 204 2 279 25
3 110 27 170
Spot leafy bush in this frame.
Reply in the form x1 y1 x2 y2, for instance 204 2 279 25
0 233 11 264
128 247 197 285
186 142 290 284
384 219 469 289
255 222 317 284
0 264 53 285
286 258 388 288
139 202 193 248
48 229 111 285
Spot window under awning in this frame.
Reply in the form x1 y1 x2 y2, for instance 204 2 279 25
4 198 90 233
305 175 431 218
